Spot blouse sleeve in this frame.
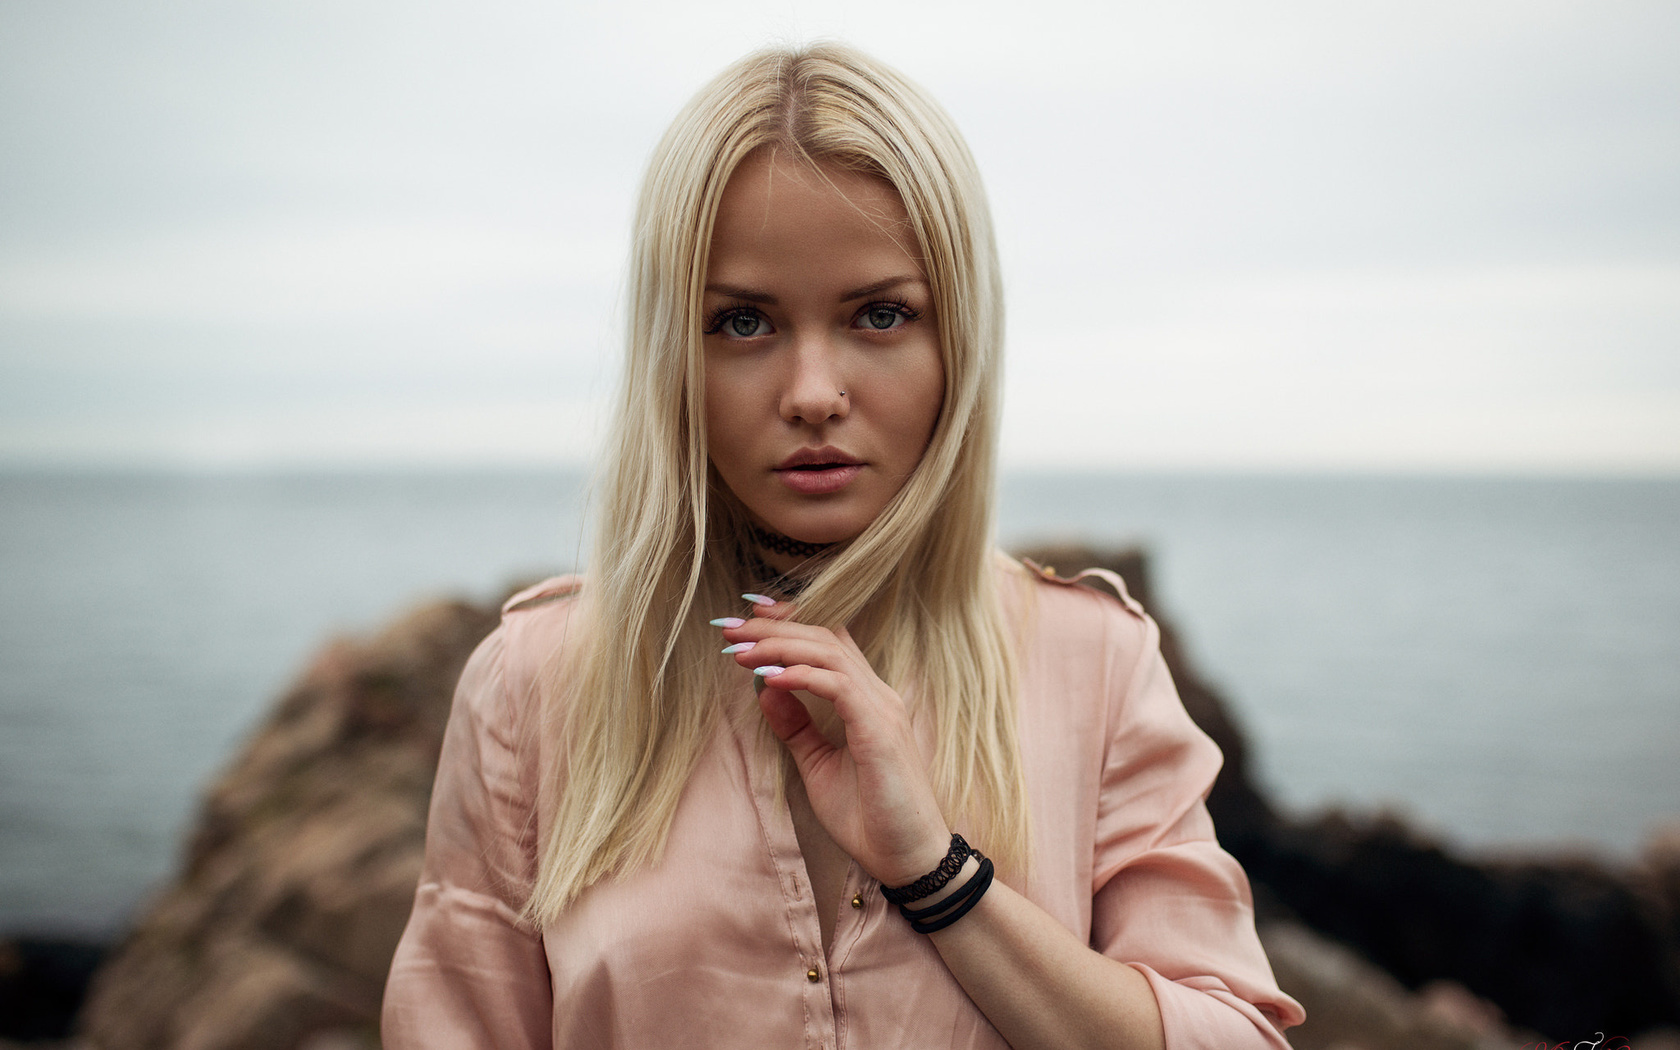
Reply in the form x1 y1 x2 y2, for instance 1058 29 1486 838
382 625 553 1049
1087 599 1304 1047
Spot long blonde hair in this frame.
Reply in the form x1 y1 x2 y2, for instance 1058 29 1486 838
526 42 1023 924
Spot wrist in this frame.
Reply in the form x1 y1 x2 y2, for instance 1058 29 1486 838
880 832 970 903
908 854 980 910
894 849 995 935
889 833 957 889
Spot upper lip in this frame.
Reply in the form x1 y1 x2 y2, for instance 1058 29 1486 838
776 446 862 470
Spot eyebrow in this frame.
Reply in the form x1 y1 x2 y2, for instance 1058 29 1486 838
703 275 926 305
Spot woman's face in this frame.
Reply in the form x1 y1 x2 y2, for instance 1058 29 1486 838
702 150 944 545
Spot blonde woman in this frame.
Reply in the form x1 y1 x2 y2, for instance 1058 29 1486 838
383 43 1303 1049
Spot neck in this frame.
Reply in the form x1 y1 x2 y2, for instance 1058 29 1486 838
755 547 803 578
740 523 837 593
740 544 804 594
748 521 834 568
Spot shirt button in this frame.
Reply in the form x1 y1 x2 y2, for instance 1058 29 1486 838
806 967 821 983
851 894 863 909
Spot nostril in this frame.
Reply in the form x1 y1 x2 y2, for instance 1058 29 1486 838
780 384 850 424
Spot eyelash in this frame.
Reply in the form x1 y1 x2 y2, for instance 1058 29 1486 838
701 305 762 336
701 298 923 335
858 297 922 328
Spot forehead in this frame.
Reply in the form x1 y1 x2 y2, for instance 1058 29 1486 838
706 150 924 281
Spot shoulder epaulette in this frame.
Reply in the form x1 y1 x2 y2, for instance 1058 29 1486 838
1019 558 1147 618
501 574 583 616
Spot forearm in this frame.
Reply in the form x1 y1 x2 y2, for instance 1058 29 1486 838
918 857 1166 1050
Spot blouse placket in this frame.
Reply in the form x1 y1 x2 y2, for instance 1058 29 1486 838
732 704 879 1050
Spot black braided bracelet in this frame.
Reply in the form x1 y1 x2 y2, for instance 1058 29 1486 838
900 855 994 934
880 834 973 905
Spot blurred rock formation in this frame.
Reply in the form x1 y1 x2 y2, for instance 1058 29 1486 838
76 599 498 1050
0 937 103 1044
48 546 1680 1049
1051 545 1680 1043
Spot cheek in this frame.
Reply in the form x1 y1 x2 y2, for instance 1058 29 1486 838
702 364 737 471
703 358 764 483
902 352 946 449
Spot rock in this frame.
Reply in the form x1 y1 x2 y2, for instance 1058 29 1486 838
0 937 105 1042
1025 544 1680 1042
1259 921 1521 1050
1641 824 1680 943
1236 778 1680 1039
77 598 498 1050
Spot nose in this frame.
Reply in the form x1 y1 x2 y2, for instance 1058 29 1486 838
778 338 849 425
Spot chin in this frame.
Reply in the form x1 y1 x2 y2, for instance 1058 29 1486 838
779 523 859 546
763 507 871 547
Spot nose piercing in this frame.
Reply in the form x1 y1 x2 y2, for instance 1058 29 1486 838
839 390 847 397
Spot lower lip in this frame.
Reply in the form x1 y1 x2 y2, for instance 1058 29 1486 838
775 464 862 495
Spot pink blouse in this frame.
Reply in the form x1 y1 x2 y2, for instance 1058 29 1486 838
382 560 1304 1048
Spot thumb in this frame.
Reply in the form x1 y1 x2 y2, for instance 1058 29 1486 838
758 685 832 771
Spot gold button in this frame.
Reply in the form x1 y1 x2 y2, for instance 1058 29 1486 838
806 967 821 983
850 894 863 909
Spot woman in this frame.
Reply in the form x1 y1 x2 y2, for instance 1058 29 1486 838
383 43 1303 1048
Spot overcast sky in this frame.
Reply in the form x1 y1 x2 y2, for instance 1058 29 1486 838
2 0 1676 471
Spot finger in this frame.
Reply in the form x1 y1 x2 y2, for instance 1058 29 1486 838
758 686 834 769
724 635 846 673
716 615 835 646
753 665 850 711
757 683 810 738
740 593 801 622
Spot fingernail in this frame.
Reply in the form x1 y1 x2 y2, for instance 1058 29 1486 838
742 593 777 607
721 642 756 654
752 665 786 677
710 617 746 628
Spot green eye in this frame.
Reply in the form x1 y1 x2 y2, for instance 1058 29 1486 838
856 300 918 331
705 307 773 338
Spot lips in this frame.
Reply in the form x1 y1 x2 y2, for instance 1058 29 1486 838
774 446 863 495
776 446 861 470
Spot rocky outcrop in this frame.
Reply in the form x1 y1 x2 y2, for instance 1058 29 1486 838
76 598 498 1050
1260 921 1518 1050
57 548 1680 1048
0 937 103 1044
1042 545 1680 1044
1245 810 1680 1039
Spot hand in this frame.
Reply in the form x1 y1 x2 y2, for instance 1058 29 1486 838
715 597 952 887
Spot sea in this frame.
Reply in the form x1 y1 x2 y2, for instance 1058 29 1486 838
2 469 1677 937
